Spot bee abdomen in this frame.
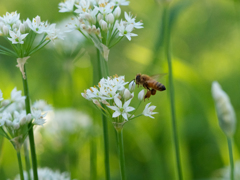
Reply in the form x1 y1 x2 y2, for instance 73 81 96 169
156 82 166 91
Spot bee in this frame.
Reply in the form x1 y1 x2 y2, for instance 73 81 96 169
135 73 166 100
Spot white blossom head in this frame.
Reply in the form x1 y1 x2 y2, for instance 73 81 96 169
14 167 72 180
211 81 236 137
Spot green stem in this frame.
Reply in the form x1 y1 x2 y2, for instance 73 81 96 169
164 5 183 180
24 139 32 180
227 137 234 180
97 48 111 179
17 151 24 180
116 128 126 180
102 114 110 180
22 65 38 180
90 138 97 180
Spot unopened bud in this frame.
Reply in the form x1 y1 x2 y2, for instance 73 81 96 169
2 100 11 107
100 20 108 30
212 81 236 137
129 81 136 92
97 13 103 22
26 114 32 123
35 16 41 24
106 13 114 24
13 122 20 130
138 90 145 101
113 6 121 18
2 25 9 36
124 89 131 100
19 23 25 34
81 24 86 30
20 117 27 126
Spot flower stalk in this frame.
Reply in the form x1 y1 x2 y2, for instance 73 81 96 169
22 66 38 180
227 137 234 180
116 127 126 180
98 50 110 180
23 140 32 180
164 4 183 180
16 151 24 180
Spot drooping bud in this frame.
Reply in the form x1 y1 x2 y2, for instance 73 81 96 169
138 90 145 101
113 6 121 18
211 81 236 137
106 13 114 24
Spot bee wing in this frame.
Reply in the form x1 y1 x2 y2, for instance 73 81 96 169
150 73 167 80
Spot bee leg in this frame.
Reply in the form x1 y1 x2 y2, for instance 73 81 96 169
143 83 150 90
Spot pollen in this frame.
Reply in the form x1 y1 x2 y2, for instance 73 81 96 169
90 87 94 92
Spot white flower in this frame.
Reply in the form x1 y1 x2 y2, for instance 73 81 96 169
32 110 47 126
212 81 236 137
124 12 143 29
142 103 158 118
59 0 75 12
14 167 72 180
138 90 145 101
75 0 91 14
118 20 137 41
112 0 129 6
8 29 28 44
10 88 26 103
0 11 20 26
0 90 3 101
26 16 47 34
108 96 135 120
45 23 64 42
32 100 52 111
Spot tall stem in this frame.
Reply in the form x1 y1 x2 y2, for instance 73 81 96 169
164 5 183 180
227 137 234 180
116 128 126 180
23 139 32 180
17 151 24 180
22 65 38 180
90 138 97 180
102 114 110 180
97 49 110 180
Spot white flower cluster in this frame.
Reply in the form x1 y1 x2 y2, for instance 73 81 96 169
14 167 72 180
211 81 236 137
0 11 63 44
82 75 157 124
59 0 143 59
0 88 50 150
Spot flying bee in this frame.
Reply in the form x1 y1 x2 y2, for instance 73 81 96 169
135 73 166 100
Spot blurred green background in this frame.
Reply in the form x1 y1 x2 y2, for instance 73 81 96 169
0 0 240 179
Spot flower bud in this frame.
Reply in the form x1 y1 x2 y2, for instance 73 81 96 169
23 21 29 31
212 81 236 137
12 23 18 30
5 120 13 127
92 25 96 32
2 100 10 106
85 13 91 21
106 13 114 24
97 13 103 22
0 22 4 31
19 23 25 34
138 90 145 101
35 16 41 25
113 6 121 18
2 25 9 36
100 20 107 30
26 113 32 123
81 24 86 30
124 89 131 100
20 117 27 126
128 81 136 92
13 122 20 130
